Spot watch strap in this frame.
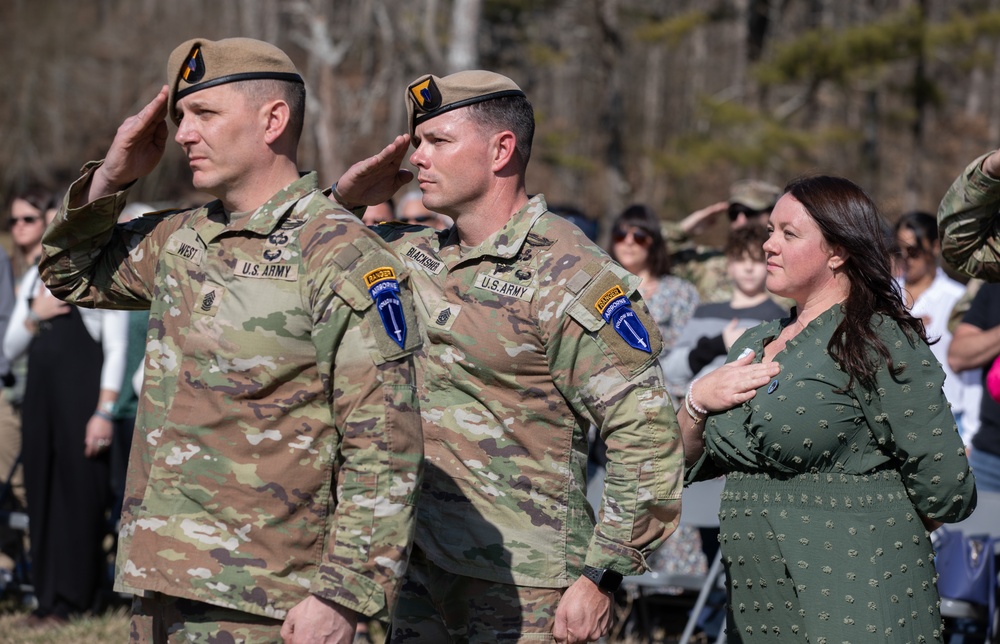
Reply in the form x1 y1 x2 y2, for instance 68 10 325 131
582 565 623 593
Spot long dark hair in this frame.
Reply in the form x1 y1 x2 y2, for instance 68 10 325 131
608 204 672 277
784 175 928 392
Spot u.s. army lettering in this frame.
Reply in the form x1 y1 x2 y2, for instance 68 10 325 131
234 260 298 281
474 272 535 301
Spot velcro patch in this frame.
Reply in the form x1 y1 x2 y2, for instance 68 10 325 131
194 283 223 317
429 303 461 331
365 267 407 349
594 285 651 353
165 237 204 264
400 243 444 274
474 272 535 301
234 260 298 281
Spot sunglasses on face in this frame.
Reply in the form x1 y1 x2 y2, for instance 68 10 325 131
612 227 653 247
727 205 766 222
898 244 928 261
399 214 435 224
9 215 41 226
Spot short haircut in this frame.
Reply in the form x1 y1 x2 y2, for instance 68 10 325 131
725 224 769 261
466 95 535 167
233 79 306 142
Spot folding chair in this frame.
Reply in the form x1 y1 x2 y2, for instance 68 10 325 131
0 451 33 604
622 477 727 644
936 489 1000 643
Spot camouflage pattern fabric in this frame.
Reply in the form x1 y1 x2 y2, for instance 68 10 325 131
390 545 564 643
661 220 733 303
39 166 423 622
375 194 683 591
130 593 283 643
938 151 1000 281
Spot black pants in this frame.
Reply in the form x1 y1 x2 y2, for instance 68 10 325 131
21 307 110 617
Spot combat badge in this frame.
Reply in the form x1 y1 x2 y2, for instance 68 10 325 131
594 285 651 353
364 267 407 349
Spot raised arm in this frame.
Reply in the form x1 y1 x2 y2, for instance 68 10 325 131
332 134 415 209
74 86 171 207
937 149 1000 280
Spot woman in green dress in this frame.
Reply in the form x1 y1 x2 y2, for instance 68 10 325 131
679 175 977 643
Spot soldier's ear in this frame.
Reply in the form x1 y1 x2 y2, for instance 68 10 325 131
261 99 291 145
490 130 518 173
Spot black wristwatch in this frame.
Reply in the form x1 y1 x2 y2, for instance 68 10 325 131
582 565 623 593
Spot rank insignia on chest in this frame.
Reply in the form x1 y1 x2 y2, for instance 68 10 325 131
364 267 407 349
594 285 651 353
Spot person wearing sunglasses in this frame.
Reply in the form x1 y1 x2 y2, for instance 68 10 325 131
4 186 128 628
7 187 55 283
893 211 982 452
394 189 451 230
664 179 781 304
608 204 699 356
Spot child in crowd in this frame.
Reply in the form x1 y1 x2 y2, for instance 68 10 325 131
662 224 787 401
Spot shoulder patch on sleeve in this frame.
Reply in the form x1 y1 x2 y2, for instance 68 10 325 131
343 244 421 361
566 262 662 378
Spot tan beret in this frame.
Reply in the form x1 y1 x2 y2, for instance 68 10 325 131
166 37 303 125
405 70 525 136
729 179 782 212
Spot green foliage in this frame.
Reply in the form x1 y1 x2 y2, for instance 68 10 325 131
525 42 569 67
633 10 709 46
756 7 927 86
538 130 599 172
650 99 856 180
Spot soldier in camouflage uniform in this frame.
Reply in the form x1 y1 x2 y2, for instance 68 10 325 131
38 38 423 643
938 149 1000 281
334 71 684 643
664 180 781 303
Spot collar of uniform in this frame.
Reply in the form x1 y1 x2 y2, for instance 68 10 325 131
454 194 549 262
225 172 319 236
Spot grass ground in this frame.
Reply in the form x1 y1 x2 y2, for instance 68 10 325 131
0 603 130 644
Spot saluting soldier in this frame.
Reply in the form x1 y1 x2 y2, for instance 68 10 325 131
334 71 684 643
39 37 423 643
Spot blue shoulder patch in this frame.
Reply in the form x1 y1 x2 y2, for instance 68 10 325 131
364 267 407 349
594 285 651 353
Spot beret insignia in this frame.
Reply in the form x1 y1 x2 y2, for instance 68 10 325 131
182 46 206 84
408 77 442 113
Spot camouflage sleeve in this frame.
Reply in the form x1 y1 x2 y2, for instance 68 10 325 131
551 261 684 576
39 161 163 309
660 219 688 247
937 151 1000 280
306 235 423 620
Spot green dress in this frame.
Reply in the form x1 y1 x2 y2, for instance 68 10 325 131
687 305 977 643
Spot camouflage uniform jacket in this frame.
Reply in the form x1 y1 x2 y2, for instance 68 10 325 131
938 151 1000 281
661 220 732 303
39 167 423 621
376 194 683 588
